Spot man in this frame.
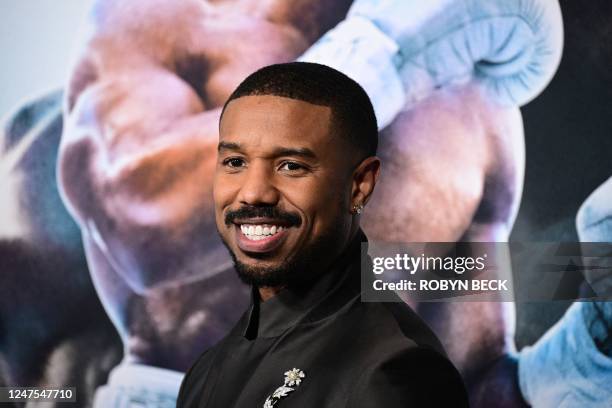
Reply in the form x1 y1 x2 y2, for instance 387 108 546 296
176 61 468 407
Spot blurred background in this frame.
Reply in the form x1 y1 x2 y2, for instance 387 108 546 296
0 0 90 117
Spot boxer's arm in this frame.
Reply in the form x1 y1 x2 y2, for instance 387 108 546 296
417 223 522 406
58 0 222 292
363 83 523 243
362 85 486 243
423 103 523 384
59 80 224 293
363 86 523 396
469 353 527 408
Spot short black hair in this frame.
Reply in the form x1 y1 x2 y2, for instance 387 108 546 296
220 62 378 157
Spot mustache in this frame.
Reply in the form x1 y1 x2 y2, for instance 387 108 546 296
224 205 301 227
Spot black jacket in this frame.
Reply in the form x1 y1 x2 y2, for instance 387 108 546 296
177 232 469 407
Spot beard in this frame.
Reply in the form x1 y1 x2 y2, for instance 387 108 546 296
219 206 346 288
221 227 342 288
230 247 311 288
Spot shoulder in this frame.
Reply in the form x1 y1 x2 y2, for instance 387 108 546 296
177 311 250 408
176 341 222 408
338 299 469 406
347 345 469 408
355 299 448 357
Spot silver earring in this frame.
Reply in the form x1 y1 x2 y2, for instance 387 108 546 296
352 203 363 215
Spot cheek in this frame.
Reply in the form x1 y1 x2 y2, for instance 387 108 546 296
213 173 235 210
213 176 234 232
286 179 349 226
308 197 350 245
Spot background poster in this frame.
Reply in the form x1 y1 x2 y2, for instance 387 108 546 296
1 1 611 407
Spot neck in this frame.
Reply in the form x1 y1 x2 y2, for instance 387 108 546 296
258 286 284 302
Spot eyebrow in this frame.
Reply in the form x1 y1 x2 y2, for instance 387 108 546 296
272 147 317 159
218 141 242 153
217 142 317 159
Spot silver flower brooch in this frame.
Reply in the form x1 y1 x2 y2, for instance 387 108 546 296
263 368 306 407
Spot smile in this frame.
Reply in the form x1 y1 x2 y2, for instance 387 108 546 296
240 224 285 241
234 221 290 254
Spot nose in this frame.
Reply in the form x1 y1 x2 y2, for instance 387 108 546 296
237 161 280 206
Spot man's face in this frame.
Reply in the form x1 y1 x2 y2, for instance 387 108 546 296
214 95 356 286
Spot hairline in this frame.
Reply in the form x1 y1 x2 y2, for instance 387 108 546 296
218 93 372 163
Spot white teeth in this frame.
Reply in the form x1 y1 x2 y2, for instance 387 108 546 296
240 224 286 240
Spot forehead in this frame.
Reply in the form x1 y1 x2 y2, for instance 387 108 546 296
219 95 333 150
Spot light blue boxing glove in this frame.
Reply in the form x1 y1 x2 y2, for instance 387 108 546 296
577 175 612 300
299 0 563 129
576 175 612 358
518 177 612 407
518 302 612 408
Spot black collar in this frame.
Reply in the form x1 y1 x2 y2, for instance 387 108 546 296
242 230 367 339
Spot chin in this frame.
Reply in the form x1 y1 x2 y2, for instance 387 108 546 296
227 249 294 287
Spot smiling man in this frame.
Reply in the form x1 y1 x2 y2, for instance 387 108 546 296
176 62 468 408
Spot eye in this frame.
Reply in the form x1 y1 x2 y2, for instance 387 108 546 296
222 157 246 168
279 161 308 174
280 161 302 171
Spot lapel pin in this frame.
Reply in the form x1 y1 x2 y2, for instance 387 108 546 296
263 368 306 407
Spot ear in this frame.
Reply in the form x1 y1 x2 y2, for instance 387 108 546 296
351 156 381 212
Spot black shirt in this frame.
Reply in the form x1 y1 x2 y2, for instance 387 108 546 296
177 232 469 407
